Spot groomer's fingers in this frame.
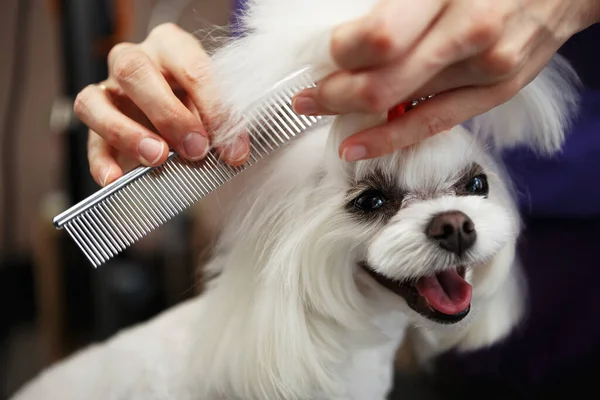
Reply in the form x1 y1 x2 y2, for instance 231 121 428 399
337 85 508 161
145 24 216 128
146 23 250 165
414 7 548 99
339 24 560 161
295 0 507 116
108 42 210 161
406 56 504 101
74 83 169 167
87 131 124 186
330 0 445 70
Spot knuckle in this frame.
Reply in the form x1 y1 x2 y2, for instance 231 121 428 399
435 20 501 63
463 3 502 46
432 36 469 64
356 78 392 114
479 47 523 78
362 18 400 58
103 121 127 145
148 22 182 39
112 49 152 83
382 130 398 154
179 60 212 89
108 42 133 62
73 86 94 117
421 113 453 137
434 2 503 63
153 103 188 131
364 25 394 57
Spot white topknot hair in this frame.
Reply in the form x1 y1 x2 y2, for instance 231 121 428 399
469 55 580 154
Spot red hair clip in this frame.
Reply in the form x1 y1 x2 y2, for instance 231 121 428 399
386 95 436 123
386 102 411 123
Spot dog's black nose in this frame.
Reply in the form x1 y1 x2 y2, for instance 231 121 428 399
426 211 476 256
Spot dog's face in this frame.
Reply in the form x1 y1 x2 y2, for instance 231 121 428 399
326 126 519 325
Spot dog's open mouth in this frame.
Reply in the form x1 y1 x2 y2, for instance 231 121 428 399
360 263 472 324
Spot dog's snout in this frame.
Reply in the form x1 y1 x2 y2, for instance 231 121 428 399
426 211 476 256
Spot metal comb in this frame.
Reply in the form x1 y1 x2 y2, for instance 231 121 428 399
53 67 330 267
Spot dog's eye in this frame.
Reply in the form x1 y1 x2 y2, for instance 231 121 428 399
354 190 386 211
465 174 488 196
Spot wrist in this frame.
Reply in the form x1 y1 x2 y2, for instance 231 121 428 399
592 3 600 24
540 0 598 42
578 0 600 30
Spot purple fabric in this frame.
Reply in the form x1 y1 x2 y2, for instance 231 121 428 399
230 0 600 391
231 0 247 36
502 26 600 217
502 89 600 217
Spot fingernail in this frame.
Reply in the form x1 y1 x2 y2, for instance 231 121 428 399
100 166 112 186
224 136 249 163
138 138 165 165
341 145 368 162
183 132 209 160
293 95 318 115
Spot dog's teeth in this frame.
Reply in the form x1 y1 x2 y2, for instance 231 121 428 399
423 297 434 309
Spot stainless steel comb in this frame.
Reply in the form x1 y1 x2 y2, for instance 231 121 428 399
53 67 330 267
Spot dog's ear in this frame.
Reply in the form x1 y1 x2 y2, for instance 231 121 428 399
468 54 580 155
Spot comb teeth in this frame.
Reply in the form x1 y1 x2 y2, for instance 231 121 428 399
54 68 329 267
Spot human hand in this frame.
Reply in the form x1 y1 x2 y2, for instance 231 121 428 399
74 23 250 187
292 0 600 162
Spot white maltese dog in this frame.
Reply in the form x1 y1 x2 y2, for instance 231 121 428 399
13 0 579 399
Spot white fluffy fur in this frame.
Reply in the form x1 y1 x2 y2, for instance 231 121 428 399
12 1 579 399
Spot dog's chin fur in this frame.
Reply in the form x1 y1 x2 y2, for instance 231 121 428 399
187 1 580 399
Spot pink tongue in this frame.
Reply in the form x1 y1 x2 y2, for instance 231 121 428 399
415 269 472 315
